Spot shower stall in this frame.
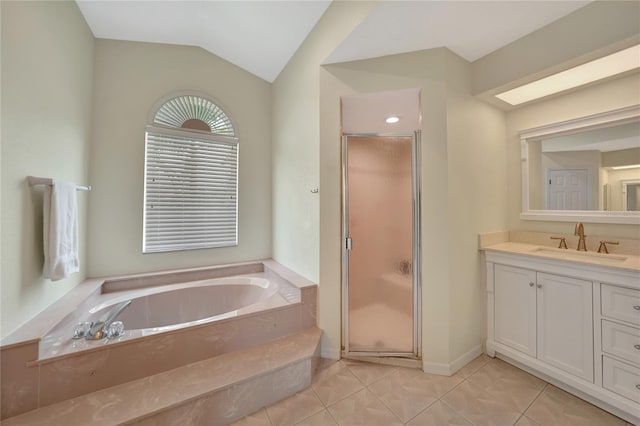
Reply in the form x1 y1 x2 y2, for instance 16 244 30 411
342 132 421 360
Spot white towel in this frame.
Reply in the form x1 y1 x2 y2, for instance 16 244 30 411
43 180 79 281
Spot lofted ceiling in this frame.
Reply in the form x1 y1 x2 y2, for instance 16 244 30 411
76 0 591 83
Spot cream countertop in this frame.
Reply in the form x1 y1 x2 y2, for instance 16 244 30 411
481 241 640 273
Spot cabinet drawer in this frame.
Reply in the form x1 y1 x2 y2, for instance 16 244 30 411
603 356 640 403
601 284 640 326
602 320 640 366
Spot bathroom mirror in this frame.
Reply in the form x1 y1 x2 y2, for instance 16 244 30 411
520 105 640 224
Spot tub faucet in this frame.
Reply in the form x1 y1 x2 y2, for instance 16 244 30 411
574 222 587 252
85 300 132 340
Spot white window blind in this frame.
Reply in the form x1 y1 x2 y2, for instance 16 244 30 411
143 131 238 253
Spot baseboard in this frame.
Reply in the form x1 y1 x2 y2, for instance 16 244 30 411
422 360 453 375
450 344 483 373
422 344 483 376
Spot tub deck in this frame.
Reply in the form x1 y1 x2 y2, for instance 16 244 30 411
0 260 317 420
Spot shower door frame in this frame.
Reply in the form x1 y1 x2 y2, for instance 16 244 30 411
341 131 422 359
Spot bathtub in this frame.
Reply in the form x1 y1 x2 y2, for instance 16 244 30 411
86 276 280 335
0 260 317 410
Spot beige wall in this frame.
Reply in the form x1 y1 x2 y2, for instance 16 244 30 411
88 40 272 277
506 73 640 239
472 1 640 97
1 1 94 339
444 51 508 363
602 148 640 168
319 48 450 362
319 48 507 367
272 1 378 286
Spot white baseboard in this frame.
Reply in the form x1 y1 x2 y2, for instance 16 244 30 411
450 344 483 373
422 360 453 375
422 344 483 376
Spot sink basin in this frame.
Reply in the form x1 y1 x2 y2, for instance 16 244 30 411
530 247 628 265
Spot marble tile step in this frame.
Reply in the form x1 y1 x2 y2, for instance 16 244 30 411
3 327 322 426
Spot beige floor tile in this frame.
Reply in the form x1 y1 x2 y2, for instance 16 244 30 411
316 358 340 373
229 408 272 426
466 359 545 412
343 359 397 386
368 367 463 422
525 385 626 426
458 354 492 378
266 388 325 426
312 362 364 407
514 415 541 426
407 401 473 426
327 388 403 426
312 360 347 384
293 409 338 426
441 380 522 426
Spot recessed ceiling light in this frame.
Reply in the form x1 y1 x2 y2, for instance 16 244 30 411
495 44 640 106
386 116 400 124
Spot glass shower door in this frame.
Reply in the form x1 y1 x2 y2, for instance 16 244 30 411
343 135 417 356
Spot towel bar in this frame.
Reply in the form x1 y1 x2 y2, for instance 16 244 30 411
27 176 91 191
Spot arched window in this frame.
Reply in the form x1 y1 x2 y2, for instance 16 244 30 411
143 94 238 253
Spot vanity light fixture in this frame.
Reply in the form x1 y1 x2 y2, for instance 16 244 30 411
610 164 640 170
495 44 640 106
385 116 400 124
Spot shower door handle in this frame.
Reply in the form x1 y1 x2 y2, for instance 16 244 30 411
346 237 353 251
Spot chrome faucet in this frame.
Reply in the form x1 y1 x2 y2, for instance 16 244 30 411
85 300 132 340
574 222 587 251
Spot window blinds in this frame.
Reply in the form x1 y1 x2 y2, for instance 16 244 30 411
143 131 238 253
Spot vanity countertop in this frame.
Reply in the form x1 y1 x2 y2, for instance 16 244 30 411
482 241 640 273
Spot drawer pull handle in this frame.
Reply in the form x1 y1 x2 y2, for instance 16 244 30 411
634 306 640 311
537 284 542 289
529 282 534 287
637 384 640 390
635 344 640 350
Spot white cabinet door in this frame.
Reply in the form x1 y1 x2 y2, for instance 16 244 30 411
494 264 537 357
537 273 594 382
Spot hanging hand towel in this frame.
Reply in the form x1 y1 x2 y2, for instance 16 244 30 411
43 180 79 281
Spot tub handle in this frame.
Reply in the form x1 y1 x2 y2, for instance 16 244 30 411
85 300 131 340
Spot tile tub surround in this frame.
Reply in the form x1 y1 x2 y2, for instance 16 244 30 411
1 328 322 426
231 355 632 426
0 259 317 419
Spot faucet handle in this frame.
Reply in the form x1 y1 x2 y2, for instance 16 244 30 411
597 241 619 254
72 321 93 340
550 236 568 249
106 321 125 339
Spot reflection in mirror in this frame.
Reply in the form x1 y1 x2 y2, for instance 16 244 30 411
623 180 640 211
528 121 640 212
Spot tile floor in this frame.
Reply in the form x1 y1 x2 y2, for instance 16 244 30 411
231 355 633 426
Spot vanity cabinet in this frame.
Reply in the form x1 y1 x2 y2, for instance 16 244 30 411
485 248 640 424
494 265 536 356
494 265 593 381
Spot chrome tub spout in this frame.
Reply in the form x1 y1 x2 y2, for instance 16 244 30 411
85 300 132 340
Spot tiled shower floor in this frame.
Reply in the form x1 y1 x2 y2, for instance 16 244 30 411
231 355 632 426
